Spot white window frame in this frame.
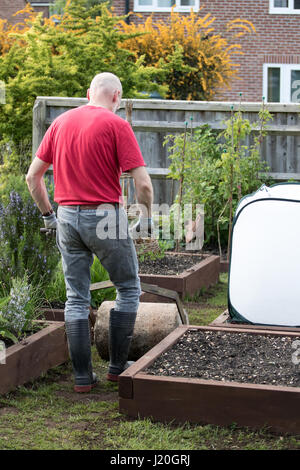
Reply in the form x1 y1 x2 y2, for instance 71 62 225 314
263 63 300 103
269 0 300 14
134 0 200 13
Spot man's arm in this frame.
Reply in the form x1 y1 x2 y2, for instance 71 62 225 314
26 156 53 215
129 166 153 217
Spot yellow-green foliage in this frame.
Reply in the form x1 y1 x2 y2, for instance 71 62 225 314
120 9 256 101
0 0 165 146
0 3 37 55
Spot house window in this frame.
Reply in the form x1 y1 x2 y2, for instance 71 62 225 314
263 64 300 103
270 0 300 13
134 0 199 12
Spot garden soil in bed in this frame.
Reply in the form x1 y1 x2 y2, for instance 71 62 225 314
138 253 203 276
145 329 300 388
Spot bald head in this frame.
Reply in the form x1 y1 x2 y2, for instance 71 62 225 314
88 73 122 112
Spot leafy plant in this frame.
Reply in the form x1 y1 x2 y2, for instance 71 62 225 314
166 100 273 253
43 259 67 305
158 239 175 252
90 256 116 308
166 124 222 248
136 239 169 263
43 255 117 309
218 96 273 258
153 206 186 251
0 275 44 343
0 139 32 184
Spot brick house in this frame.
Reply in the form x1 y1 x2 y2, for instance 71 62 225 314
0 1 54 24
1 1 299 102
113 0 300 103
29 1 55 18
0 0 27 24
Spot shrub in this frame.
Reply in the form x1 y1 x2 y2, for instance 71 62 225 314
0 1 166 147
0 275 44 343
0 175 59 294
0 138 32 181
120 10 256 100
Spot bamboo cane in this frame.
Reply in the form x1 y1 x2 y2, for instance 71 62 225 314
176 121 188 252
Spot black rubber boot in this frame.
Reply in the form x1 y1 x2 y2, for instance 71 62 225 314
65 319 98 393
107 308 137 382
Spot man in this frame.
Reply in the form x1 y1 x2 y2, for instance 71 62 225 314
26 72 153 392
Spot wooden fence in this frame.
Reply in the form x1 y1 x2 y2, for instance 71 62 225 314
33 97 300 204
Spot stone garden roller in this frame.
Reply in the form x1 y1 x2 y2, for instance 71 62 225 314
90 281 189 361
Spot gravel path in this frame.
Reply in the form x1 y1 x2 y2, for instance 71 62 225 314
145 329 300 388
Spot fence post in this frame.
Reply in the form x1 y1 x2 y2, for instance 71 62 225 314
32 99 46 160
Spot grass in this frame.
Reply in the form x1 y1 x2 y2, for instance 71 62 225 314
0 273 299 450
184 272 228 325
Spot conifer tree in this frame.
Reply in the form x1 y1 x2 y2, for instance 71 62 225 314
0 1 165 148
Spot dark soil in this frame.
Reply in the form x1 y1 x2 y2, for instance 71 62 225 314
145 329 300 388
139 253 203 276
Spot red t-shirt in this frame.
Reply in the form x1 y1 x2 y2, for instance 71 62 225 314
36 105 146 205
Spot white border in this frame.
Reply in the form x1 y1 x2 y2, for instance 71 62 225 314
269 0 300 14
134 0 200 13
263 63 300 103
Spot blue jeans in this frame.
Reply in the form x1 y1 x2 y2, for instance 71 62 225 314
56 205 141 321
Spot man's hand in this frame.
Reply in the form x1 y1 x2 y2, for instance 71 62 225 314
43 212 57 230
130 217 154 239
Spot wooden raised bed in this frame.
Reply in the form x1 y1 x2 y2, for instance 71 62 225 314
219 259 229 273
210 311 300 333
0 321 68 395
119 325 300 434
139 253 220 301
39 307 97 324
40 308 65 322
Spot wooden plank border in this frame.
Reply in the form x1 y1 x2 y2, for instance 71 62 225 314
0 321 68 395
211 310 300 333
119 325 300 433
139 254 220 298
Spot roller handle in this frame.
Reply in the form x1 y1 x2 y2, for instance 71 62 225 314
40 228 56 236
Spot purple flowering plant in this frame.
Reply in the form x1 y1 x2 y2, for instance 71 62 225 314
0 183 60 295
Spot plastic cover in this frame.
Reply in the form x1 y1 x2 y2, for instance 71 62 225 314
228 183 300 327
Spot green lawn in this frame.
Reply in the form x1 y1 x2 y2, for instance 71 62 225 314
0 274 299 450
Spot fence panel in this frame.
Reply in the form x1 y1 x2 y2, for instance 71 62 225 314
33 98 300 204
